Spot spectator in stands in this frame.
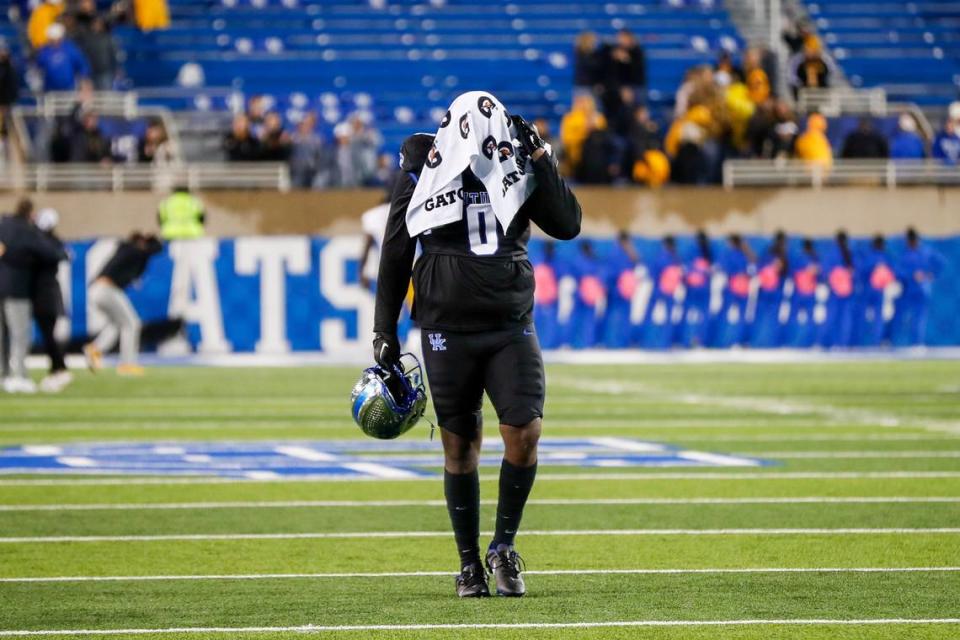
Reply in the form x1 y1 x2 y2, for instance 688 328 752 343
782 17 814 55
138 120 173 165
794 113 832 169
560 94 606 176
335 114 382 187
36 23 91 92
725 70 756 152
259 112 292 162
74 16 120 91
246 95 268 138
599 29 646 134
28 0 64 50
133 0 170 32
841 117 889 159
665 105 716 184
714 51 741 89
70 106 112 163
575 122 619 184
743 45 776 101
790 36 833 98
573 31 602 95
628 106 669 186
932 102 960 165
890 112 926 160
746 99 797 159
674 66 713 120
290 112 324 189
0 40 18 138
223 113 260 162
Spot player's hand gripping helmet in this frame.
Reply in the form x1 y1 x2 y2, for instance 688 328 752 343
350 353 427 439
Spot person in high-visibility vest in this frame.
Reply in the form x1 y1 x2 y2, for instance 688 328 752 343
157 187 205 240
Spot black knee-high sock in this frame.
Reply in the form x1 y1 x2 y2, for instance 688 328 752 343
493 460 538 548
444 469 480 568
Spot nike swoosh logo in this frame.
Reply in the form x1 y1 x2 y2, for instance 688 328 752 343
523 329 534 336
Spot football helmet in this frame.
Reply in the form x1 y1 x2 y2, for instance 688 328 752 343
350 353 427 439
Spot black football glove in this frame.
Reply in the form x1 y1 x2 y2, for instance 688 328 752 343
373 332 401 370
510 114 546 156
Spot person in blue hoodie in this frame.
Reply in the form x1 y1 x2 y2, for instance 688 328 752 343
641 235 683 349
890 113 926 160
570 240 605 348
750 230 788 348
35 23 91 92
601 230 639 348
709 234 755 347
680 230 714 348
857 235 896 346
820 230 857 348
932 118 960 166
893 227 945 346
783 238 821 348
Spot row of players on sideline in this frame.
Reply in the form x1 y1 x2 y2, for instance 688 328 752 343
525 229 944 350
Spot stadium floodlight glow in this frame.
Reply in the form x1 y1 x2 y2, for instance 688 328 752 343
350 354 427 440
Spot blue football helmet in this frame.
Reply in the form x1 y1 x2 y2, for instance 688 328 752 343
351 353 427 439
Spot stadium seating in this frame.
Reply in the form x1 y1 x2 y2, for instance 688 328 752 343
104 0 743 150
803 0 960 106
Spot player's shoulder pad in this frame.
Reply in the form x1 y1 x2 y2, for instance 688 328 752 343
399 133 436 174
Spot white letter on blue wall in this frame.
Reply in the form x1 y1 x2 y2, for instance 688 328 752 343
235 236 310 354
319 236 375 353
167 239 231 354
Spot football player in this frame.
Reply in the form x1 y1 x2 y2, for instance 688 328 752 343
373 117 581 597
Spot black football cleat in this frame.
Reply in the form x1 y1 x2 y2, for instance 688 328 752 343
455 562 490 598
486 545 526 597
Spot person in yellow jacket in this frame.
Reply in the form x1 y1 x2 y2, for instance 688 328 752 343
795 113 834 169
559 94 606 174
664 104 713 157
27 0 64 50
134 0 170 32
157 187 205 240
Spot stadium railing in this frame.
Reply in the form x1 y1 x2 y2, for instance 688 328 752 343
797 87 889 117
722 159 960 189
0 163 292 192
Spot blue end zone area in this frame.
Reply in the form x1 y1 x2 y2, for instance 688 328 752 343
0 439 770 480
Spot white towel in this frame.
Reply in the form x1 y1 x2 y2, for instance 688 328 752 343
405 91 538 237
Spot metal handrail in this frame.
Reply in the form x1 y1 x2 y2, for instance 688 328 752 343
723 159 960 189
797 88 888 117
0 163 291 192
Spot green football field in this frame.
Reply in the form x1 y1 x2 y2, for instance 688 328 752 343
1 360 959 639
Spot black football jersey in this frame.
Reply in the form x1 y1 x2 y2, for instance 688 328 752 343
374 145 582 335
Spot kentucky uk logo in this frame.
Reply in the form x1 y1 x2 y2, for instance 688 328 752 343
428 333 447 352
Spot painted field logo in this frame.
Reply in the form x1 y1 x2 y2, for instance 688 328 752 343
0 440 769 480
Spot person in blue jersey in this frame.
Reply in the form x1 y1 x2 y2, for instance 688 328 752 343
892 227 946 346
680 230 714 348
819 230 857 348
750 230 788 348
857 235 896 347
709 234 755 347
641 235 683 349
570 240 605 348
784 238 821 347
601 230 639 348
532 241 562 349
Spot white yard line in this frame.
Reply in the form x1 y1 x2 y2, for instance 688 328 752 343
552 376 960 435
1 528 958 544
3 471 960 486
2 496 958 512
1 567 958 584
747 450 960 459
1 619 959 636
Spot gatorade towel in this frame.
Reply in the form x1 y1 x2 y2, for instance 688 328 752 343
686 258 709 288
870 263 895 290
534 264 558 305
617 269 637 300
729 273 751 297
659 265 682 296
829 266 854 298
794 267 818 295
758 264 781 291
579 275 605 306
